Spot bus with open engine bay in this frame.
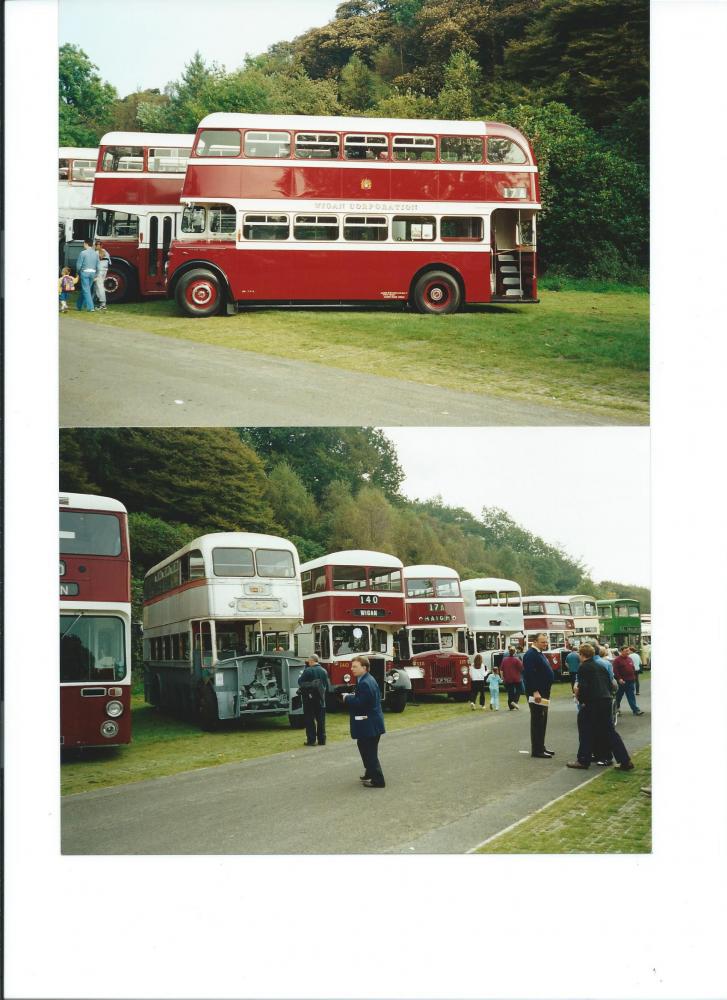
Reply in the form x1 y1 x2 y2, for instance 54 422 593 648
92 131 194 302
166 112 540 317
295 550 412 712
60 492 131 748
460 577 524 668
142 532 305 729
396 565 470 698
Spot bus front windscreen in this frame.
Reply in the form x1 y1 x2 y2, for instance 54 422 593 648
60 614 126 682
332 626 369 655
60 511 121 556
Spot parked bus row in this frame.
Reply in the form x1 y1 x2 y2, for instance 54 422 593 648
59 111 542 316
59 494 646 748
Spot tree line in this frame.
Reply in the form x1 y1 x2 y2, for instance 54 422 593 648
60 427 650 612
60 0 648 281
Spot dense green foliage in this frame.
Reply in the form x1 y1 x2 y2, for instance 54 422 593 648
58 0 648 280
60 428 647 607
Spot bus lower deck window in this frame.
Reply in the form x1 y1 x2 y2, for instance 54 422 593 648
293 215 339 241
343 216 387 241
392 216 435 241
243 214 290 240
441 216 484 241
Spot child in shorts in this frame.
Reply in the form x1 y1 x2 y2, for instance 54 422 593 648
59 267 78 312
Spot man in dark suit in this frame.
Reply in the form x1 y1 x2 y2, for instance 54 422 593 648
522 632 555 759
342 655 386 788
298 653 330 746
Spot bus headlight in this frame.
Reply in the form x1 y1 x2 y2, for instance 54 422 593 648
343 673 351 683
389 670 399 682
461 665 469 675
100 720 119 739
106 700 123 718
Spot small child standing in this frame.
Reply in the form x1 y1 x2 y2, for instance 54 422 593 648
59 268 78 312
487 666 502 711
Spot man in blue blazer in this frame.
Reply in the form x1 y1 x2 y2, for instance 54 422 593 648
342 655 386 788
522 632 555 759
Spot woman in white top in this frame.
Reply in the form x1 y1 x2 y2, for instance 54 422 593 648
94 242 110 310
469 653 487 710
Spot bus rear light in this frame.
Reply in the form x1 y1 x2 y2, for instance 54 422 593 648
100 720 119 739
106 700 123 718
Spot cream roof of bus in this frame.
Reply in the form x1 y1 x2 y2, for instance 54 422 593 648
563 593 597 602
145 531 299 579
199 112 519 141
59 492 127 513
301 550 403 573
99 132 195 147
522 595 573 603
461 577 520 593
404 564 460 579
59 147 98 159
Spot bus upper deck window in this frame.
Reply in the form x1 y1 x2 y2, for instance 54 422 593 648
344 135 388 160
392 135 436 162
256 549 295 578
440 136 483 163
295 133 340 159
102 146 144 171
196 130 242 157
244 131 291 159
486 138 528 165
149 147 192 172
70 159 95 182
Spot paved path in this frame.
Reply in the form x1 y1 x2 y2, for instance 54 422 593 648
60 318 615 427
62 689 651 854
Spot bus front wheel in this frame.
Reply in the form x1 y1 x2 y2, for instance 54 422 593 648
412 270 461 314
176 268 223 318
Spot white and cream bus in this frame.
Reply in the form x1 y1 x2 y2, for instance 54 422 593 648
460 577 524 667
143 532 304 726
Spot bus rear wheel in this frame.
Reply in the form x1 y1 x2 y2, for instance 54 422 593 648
104 263 137 304
176 268 223 318
412 270 461 314
198 684 220 731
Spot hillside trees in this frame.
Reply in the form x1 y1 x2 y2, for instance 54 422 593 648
59 43 117 145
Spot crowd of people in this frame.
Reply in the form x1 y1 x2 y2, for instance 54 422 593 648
466 634 647 770
59 239 110 313
294 636 647 793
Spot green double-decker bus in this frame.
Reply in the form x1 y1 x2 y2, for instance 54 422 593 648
597 598 641 649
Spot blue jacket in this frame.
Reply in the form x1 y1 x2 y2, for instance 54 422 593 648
345 670 385 739
297 663 330 702
522 646 554 699
77 247 99 273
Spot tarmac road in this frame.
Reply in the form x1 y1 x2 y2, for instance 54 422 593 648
61 688 651 855
59 317 613 427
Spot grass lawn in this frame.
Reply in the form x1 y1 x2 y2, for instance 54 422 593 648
477 745 652 853
69 285 649 422
61 690 483 796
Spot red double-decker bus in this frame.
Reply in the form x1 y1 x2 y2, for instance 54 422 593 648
60 492 132 748
166 112 541 316
295 551 411 712
521 595 576 678
92 131 194 302
397 565 471 698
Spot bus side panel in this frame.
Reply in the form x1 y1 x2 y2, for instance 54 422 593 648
141 175 188 206
292 165 342 200
390 169 437 202
224 248 490 303
439 170 487 201
340 167 391 201
60 686 132 748
184 164 245 200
